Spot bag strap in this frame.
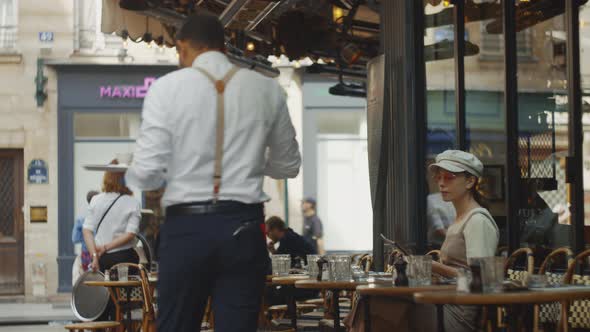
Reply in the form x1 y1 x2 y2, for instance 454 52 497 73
95 194 123 235
193 66 241 203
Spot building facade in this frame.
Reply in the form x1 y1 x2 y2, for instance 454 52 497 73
0 0 312 297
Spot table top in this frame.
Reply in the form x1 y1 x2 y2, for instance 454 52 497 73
295 279 368 290
271 275 311 285
85 280 142 287
356 284 456 296
414 287 590 305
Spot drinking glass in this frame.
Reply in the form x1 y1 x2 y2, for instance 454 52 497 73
480 256 505 293
307 255 322 278
271 255 291 276
328 255 352 281
526 274 548 289
407 255 432 287
150 261 159 277
118 265 129 282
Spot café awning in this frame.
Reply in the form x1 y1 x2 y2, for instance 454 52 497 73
101 0 176 46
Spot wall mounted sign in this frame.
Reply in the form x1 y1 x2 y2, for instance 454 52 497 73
30 206 48 223
99 77 156 99
39 32 54 42
28 159 48 184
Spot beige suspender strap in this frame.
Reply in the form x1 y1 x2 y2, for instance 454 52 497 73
193 66 241 203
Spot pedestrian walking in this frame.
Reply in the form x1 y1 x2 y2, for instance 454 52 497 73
71 190 99 284
301 198 324 254
125 13 301 332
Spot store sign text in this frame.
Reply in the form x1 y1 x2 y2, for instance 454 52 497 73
99 77 156 99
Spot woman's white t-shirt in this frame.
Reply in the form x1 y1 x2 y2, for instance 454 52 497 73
445 208 499 259
83 192 141 253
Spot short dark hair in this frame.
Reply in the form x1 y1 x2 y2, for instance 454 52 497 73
86 190 99 204
176 13 225 50
266 216 287 232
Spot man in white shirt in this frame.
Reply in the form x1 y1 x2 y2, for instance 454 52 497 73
125 13 301 332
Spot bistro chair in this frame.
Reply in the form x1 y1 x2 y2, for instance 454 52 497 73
496 248 535 328
564 249 590 330
385 249 403 274
358 254 374 273
534 247 574 331
426 249 441 263
496 246 509 258
505 248 535 283
110 263 156 332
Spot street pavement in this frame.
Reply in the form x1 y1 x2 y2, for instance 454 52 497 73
0 302 75 326
0 324 66 332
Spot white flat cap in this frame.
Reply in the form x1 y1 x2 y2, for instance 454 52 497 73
429 150 484 178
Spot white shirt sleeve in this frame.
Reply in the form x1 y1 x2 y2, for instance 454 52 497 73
83 196 99 232
264 87 301 179
124 198 141 235
463 214 499 259
125 80 172 191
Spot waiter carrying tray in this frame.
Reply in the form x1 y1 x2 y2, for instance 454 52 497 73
125 13 301 332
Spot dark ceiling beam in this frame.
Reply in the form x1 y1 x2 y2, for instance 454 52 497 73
219 0 251 27
246 2 281 31
140 7 186 28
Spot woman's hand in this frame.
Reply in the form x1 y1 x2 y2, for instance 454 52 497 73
91 255 100 272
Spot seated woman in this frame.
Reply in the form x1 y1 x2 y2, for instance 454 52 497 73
430 150 500 332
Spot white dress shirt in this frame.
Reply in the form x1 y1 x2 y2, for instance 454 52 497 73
126 51 301 207
83 192 141 253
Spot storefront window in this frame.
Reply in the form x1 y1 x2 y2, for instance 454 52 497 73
516 4 571 253
74 113 141 139
73 112 141 218
424 1 456 249
465 0 507 251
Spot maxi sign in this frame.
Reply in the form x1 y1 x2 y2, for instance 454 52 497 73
99 77 156 99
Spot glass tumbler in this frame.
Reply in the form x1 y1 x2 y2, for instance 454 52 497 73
329 255 352 281
271 255 291 276
407 255 432 287
307 255 322 278
118 265 129 282
480 256 505 293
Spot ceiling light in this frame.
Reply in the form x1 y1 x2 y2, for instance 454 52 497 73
246 42 256 51
333 6 345 22
443 0 451 7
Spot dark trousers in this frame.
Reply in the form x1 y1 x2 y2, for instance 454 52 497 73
157 204 269 332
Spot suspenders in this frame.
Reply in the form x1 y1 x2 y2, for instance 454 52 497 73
193 66 241 203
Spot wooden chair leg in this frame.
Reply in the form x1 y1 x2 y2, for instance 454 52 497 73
533 304 539 332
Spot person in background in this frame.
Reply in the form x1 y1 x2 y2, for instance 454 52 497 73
429 150 499 332
426 192 456 247
83 159 142 273
72 190 100 282
301 198 323 253
266 216 316 266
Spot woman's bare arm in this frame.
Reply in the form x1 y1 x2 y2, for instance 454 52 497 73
83 229 100 271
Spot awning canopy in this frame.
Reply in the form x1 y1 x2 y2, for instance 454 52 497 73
101 0 175 46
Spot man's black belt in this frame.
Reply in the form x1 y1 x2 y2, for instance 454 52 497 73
166 200 263 216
